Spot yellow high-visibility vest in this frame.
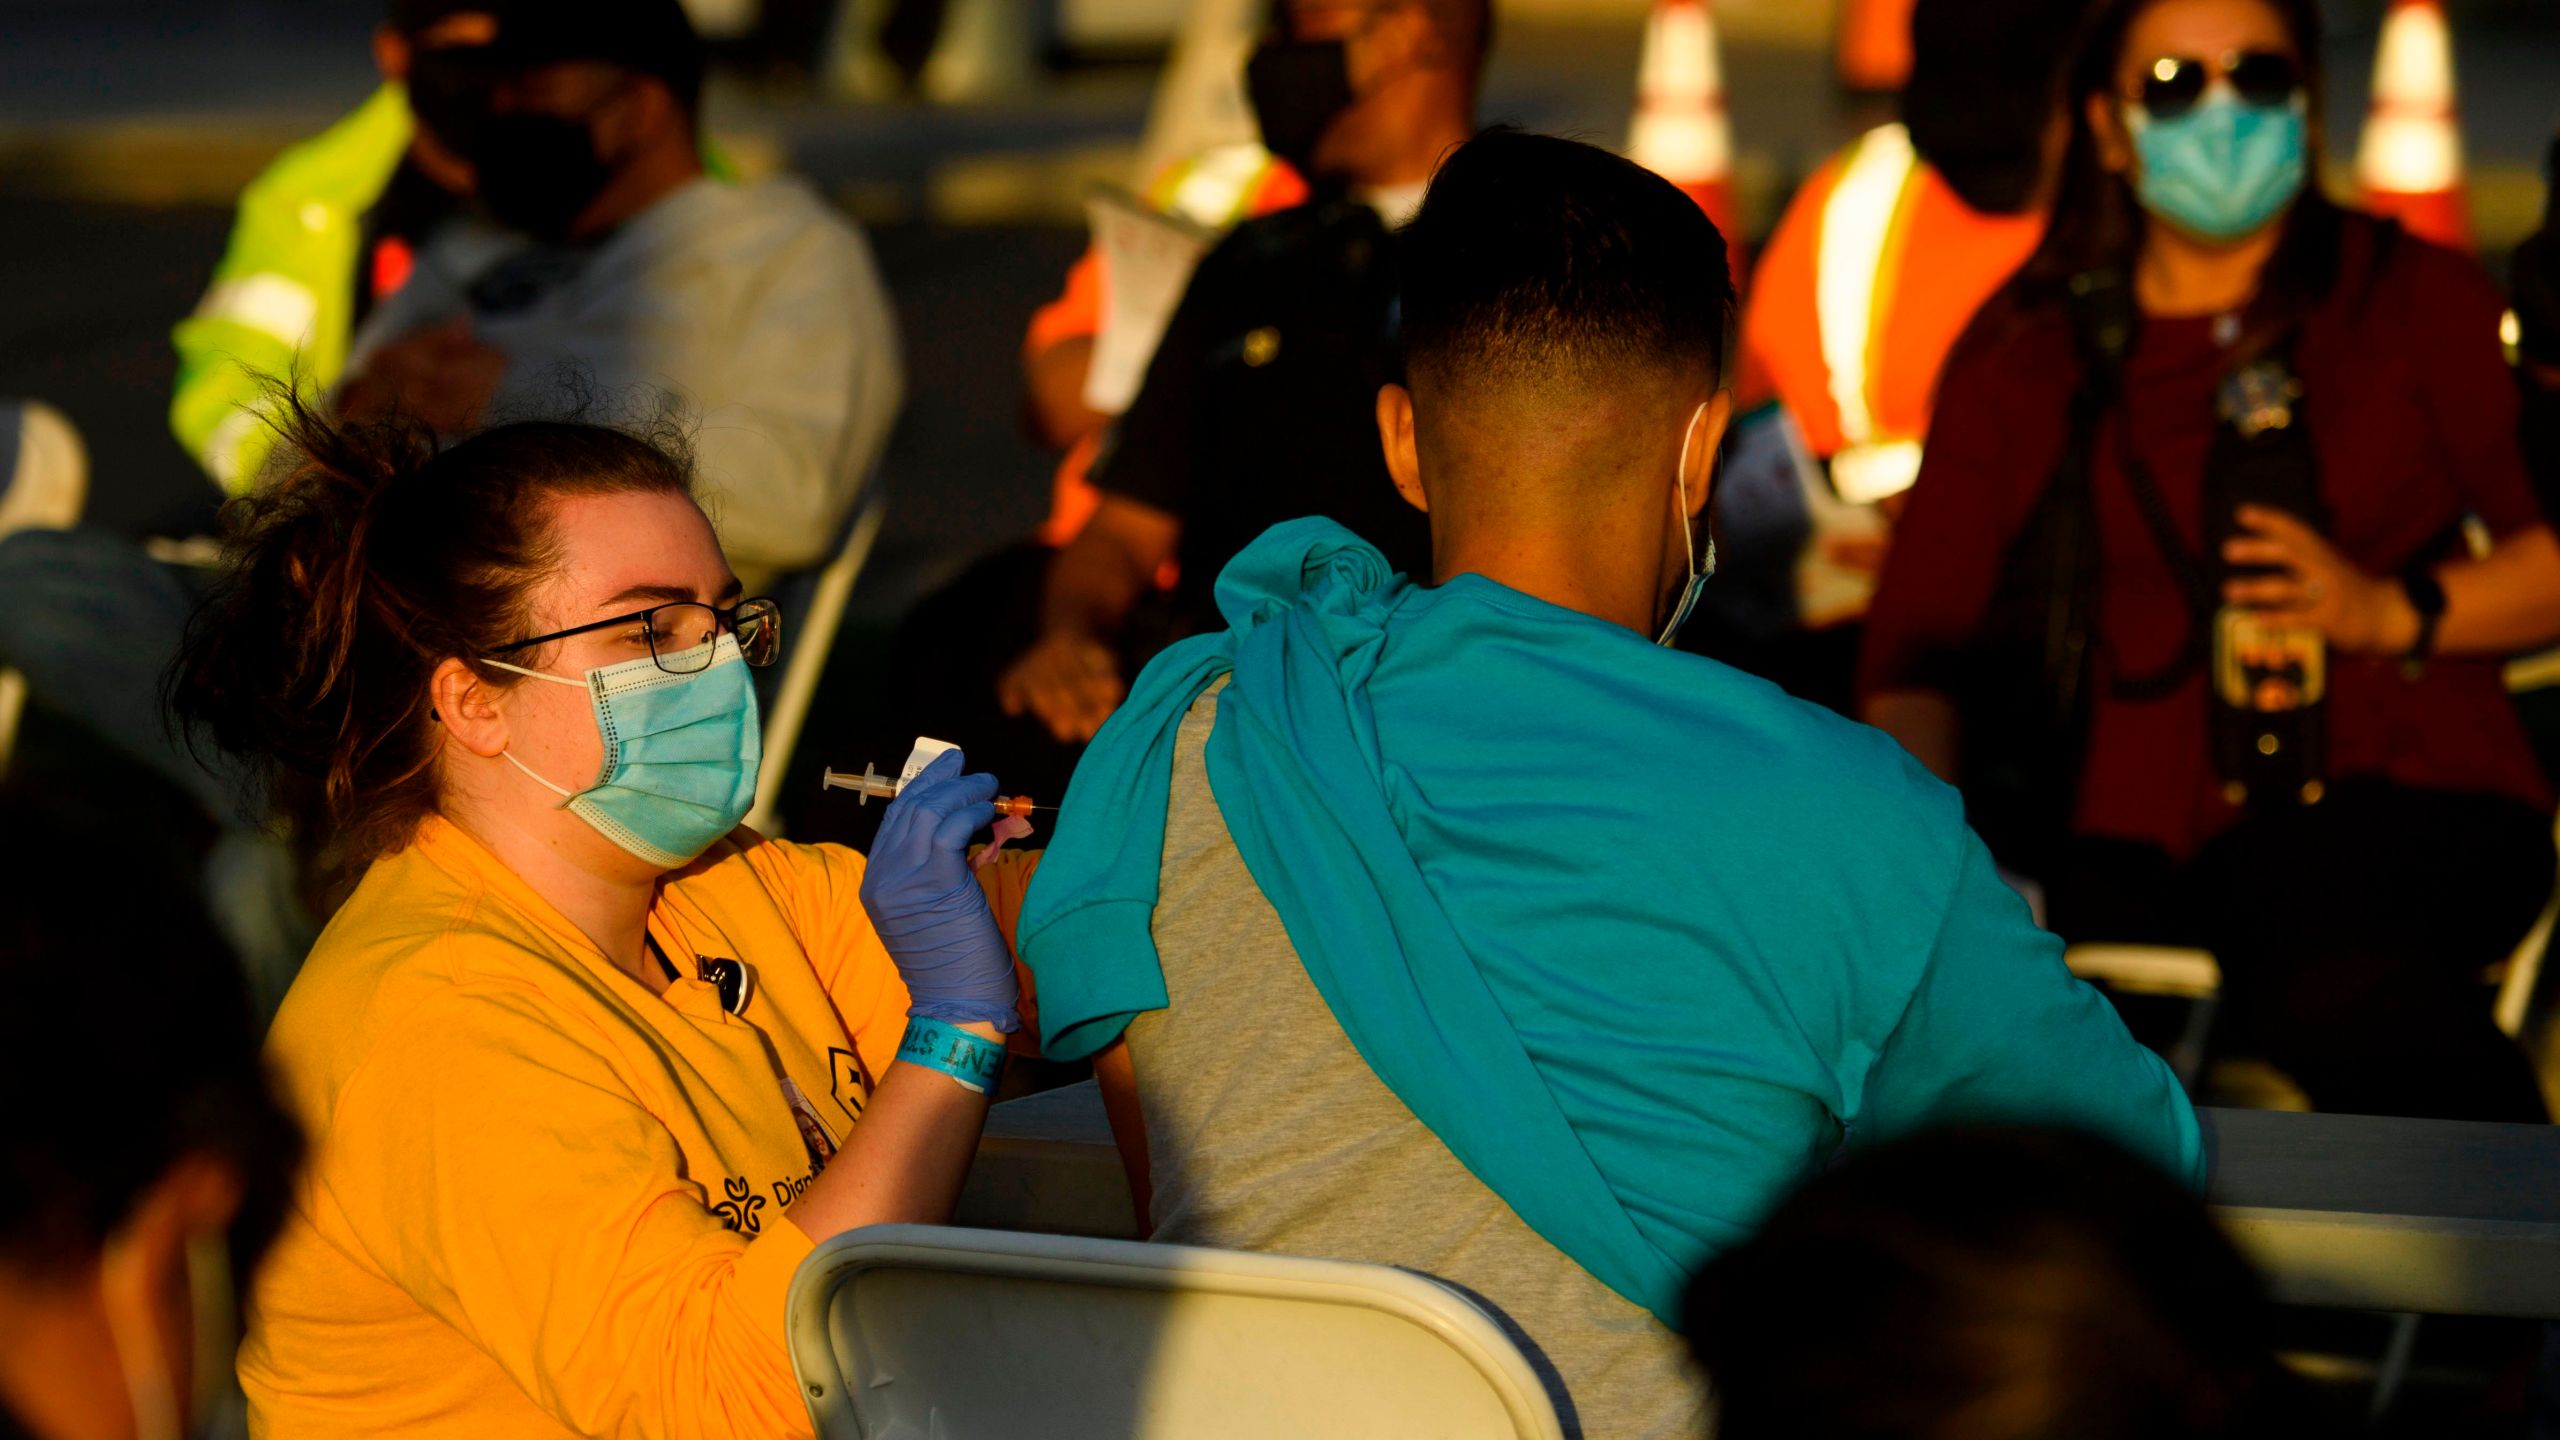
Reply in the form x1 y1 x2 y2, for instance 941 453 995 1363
169 84 416 494
169 88 743 494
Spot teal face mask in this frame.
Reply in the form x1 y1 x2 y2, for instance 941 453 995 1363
489 634 763 867
2124 89 2308 242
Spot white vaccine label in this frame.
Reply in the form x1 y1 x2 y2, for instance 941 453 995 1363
899 736 961 791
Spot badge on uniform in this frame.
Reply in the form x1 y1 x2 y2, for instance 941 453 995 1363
697 956 753 1015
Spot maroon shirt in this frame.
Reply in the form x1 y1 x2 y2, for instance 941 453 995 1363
1862 216 2552 861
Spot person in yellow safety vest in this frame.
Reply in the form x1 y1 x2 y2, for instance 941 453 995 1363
170 2 485 493
1737 0 2094 630
54 0 891 1015
172 0 744 496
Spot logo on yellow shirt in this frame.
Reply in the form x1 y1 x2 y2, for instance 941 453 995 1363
828 1046 875 1123
711 1176 766 1235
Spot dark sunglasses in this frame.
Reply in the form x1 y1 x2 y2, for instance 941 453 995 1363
2133 50 2303 121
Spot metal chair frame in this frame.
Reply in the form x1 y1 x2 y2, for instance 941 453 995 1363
746 487 888 837
786 1223 1569 1440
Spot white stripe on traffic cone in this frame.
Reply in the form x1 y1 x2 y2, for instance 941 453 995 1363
1628 0 1747 276
2355 0 2472 251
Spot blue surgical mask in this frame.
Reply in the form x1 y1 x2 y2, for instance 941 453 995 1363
2123 88 2308 242
488 634 762 867
1656 402 1718 648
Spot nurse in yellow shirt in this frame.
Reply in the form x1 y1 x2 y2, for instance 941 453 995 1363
172 404 1030 1437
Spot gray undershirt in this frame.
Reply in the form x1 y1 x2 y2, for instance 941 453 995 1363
1123 682 1710 1439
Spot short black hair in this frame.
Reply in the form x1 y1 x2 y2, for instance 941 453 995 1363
409 0 707 119
1687 1128 2319 1440
1903 0 2095 213
0 791 301 1275
1401 129 1732 405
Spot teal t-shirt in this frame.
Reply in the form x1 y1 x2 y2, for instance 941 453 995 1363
1019 519 2204 1326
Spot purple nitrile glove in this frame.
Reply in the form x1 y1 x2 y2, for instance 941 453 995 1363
858 749 1023 1033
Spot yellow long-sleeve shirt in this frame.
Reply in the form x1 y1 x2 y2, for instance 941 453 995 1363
241 816 1019 1437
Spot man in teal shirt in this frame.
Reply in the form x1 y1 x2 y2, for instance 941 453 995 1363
1017 129 2200 1431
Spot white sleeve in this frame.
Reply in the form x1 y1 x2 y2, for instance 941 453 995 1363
665 209 904 580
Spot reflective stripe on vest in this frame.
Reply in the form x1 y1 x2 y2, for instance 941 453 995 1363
1814 123 1928 503
197 406 267 491
192 272 322 350
1146 143 1284 230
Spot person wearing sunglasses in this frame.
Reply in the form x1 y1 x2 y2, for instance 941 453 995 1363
172 404 1028 1437
1864 0 2560 1124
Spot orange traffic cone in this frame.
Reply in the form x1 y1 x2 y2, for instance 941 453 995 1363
1628 0 1748 279
1834 0 1914 95
2355 0 2472 251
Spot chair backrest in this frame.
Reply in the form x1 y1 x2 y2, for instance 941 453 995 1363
787 1224 1569 1440
0 401 90 779
746 486 889 837
2494 873 2557 1039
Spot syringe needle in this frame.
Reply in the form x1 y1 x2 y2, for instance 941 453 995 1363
822 764 1060 816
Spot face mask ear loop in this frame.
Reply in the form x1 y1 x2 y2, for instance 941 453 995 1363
478 656 595 804
1656 403 1711 647
479 657 592 689
501 749 580 803
1675 403 1703 579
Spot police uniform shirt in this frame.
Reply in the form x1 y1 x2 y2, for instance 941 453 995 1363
1092 189 1434 639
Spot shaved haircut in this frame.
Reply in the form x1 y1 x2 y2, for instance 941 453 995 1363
1402 129 1732 413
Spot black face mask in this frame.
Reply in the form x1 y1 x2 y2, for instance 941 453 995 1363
467 112 615 243
1246 38 1356 176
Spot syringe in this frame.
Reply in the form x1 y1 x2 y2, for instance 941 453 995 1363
820 764 1048 819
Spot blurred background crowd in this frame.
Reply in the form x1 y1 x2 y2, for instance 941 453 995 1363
6 0 2560 1435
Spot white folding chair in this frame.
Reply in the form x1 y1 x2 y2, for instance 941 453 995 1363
2493 878 2557 1041
2066 864 2560 1088
786 1224 1569 1440
746 487 888 838
2065 944 2224 1089
0 401 90 779
2072 877 2560 1424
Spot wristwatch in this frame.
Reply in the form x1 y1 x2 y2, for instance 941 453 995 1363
2400 567 2447 677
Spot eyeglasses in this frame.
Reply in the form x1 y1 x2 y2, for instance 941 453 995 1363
488 597 783 675
2131 50 2303 121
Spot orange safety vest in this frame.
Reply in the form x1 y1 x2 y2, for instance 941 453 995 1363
1741 123 2046 504
1029 147 1309 547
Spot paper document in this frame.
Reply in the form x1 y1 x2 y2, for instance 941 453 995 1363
1784 413 1891 632
1081 189 1215 416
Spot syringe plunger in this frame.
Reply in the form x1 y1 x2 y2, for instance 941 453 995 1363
818 763 901 803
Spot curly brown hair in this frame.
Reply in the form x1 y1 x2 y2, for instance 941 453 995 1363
171 396 699 878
